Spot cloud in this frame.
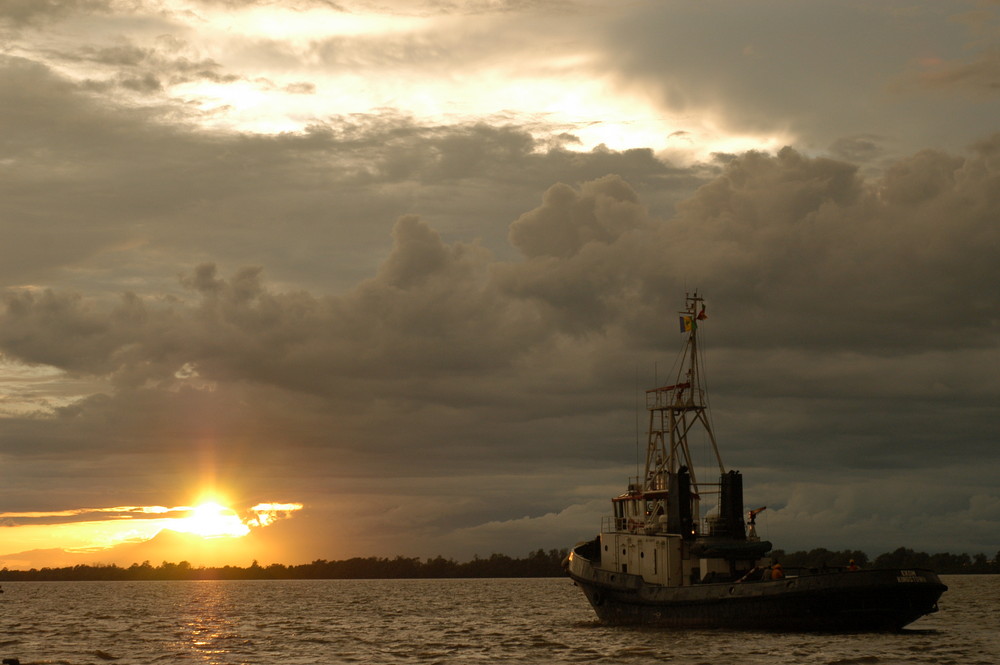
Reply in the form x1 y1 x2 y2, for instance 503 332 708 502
1 1 998 563
909 56 1000 95
593 2 1000 166
2 136 999 561
0 0 112 27
759 472 1000 555
0 53 702 296
4 139 999 405
508 175 647 259
428 499 609 561
72 41 240 92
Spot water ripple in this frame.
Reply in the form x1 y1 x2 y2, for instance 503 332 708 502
0 576 995 665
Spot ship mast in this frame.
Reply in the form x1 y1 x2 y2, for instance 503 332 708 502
643 292 725 496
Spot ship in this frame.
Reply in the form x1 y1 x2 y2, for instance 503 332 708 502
564 293 947 631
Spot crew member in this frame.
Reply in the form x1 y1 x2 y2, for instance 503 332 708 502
770 562 784 580
847 559 859 571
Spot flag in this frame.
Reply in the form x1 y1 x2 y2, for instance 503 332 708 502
697 305 708 320
679 315 695 332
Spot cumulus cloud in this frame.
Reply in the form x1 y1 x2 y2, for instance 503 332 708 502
4 141 1000 402
508 175 648 259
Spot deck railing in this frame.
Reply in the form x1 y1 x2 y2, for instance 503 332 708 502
601 515 721 537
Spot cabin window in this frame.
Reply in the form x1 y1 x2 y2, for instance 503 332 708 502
613 502 626 530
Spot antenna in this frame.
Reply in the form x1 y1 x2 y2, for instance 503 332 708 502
635 364 640 480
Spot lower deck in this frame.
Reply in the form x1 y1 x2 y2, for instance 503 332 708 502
566 541 948 631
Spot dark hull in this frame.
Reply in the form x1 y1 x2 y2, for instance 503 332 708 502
567 552 946 631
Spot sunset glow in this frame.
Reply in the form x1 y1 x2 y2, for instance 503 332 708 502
0 500 303 567
167 502 251 539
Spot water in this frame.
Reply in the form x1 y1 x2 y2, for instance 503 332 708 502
0 575 996 665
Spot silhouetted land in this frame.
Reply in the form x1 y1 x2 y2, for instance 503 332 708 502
1 547 996 581
770 547 999 574
0 549 569 581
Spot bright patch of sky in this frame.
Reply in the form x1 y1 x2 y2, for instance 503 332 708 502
8 1 793 158
0 356 102 417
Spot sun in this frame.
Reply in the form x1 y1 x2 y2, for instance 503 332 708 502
167 501 251 539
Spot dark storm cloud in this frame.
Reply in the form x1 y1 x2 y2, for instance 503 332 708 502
668 145 1000 348
596 2 894 128
596 1 1000 164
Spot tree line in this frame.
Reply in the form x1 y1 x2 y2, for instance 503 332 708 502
0 549 569 581
1 546 997 582
770 547 1000 574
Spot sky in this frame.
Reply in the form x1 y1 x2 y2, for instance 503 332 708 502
0 0 998 569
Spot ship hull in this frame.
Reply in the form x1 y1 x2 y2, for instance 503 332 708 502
566 548 947 631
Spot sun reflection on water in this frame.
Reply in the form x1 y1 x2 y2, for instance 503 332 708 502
175 582 248 662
